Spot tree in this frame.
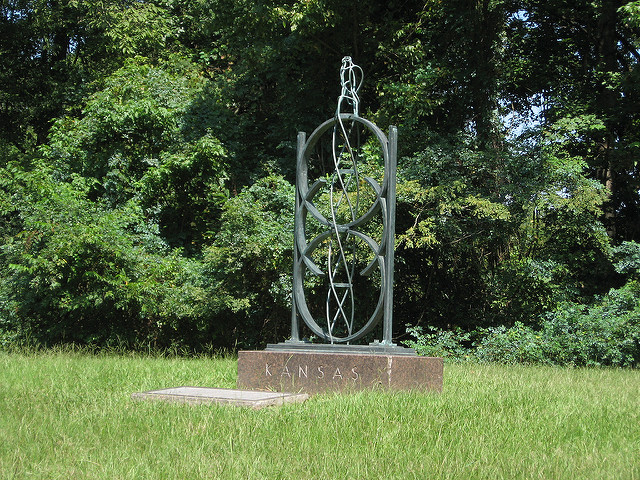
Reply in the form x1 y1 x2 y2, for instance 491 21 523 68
502 0 640 241
43 56 228 253
0 0 183 155
3 0 640 351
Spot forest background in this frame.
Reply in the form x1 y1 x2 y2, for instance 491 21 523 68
2 0 640 366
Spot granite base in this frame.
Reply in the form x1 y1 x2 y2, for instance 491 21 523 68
237 350 443 394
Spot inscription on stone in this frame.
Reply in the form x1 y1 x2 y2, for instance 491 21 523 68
265 363 360 381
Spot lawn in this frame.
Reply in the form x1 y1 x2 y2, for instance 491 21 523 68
0 349 638 479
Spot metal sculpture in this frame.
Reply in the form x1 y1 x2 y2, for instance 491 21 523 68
276 58 401 350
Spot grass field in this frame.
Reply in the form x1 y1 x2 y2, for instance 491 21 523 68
0 349 638 479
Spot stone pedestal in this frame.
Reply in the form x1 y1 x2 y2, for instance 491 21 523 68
237 350 443 394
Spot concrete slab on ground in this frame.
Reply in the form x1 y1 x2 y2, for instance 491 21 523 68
131 386 309 408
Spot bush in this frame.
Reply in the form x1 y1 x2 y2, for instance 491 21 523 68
201 175 295 349
405 281 640 367
475 282 640 367
473 323 547 365
403 325 473 361
0 165 210 349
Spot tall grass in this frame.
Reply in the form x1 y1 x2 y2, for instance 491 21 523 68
0 349 638 479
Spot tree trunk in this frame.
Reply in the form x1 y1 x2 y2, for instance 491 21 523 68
596 0 623 238
469 0 502 148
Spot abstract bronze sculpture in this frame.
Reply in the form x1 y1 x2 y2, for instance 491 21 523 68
269 58 408 353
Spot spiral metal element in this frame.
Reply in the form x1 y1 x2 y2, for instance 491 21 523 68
337 56 362 117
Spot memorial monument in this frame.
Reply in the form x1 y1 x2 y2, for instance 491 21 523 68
237 58 443 393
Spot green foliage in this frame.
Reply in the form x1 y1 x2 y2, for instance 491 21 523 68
406 280 640 367
404 325 472 361
3 0 640 353
0 163 208 349
201 175 295 348
487 258 573 326
393 136 519 330
43 56 229 252
391 116 614 334
475 281 640 367
82 1 177 58
613 241 640 279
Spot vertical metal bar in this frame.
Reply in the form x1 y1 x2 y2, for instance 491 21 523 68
290 131 306 342
383 126 398 345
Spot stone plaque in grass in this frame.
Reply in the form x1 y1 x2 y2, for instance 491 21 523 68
132 386 309 408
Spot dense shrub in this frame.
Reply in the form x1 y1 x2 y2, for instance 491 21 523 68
201 175 295 349
404 325 473 361
405 281 640 367
0 165 209 349
475 282 640 367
